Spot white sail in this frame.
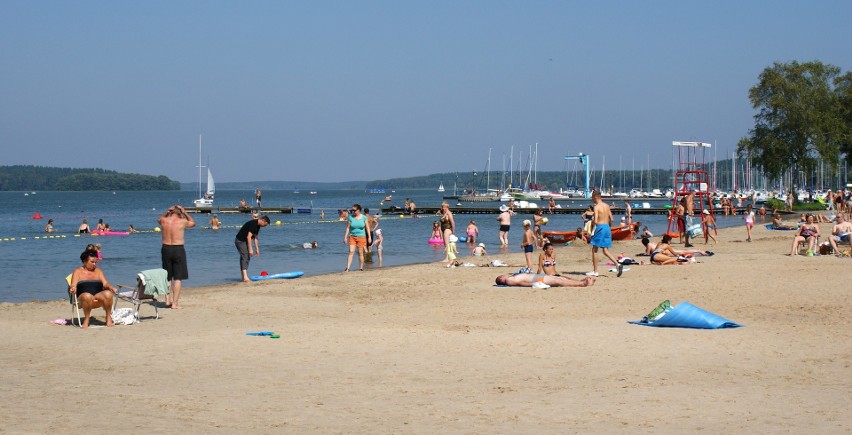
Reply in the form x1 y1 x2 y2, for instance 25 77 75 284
193 135 214 207
206 168 215 197
438 183 445 192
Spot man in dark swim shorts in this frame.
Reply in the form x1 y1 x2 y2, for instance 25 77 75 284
497 205 512 246
158 205 196 309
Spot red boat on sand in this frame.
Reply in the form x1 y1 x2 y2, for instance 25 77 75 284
543 222 639 244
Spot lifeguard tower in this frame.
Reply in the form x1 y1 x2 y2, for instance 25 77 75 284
665 141 716 239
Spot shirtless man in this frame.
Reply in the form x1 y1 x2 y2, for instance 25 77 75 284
588 190 623 277
674 199 689 247
496 205 512 246
495 273 596 288
828 213 852 254
158 205 196 309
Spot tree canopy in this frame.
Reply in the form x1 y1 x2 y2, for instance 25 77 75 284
738 61 851 189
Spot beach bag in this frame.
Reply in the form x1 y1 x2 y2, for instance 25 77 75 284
111 307 138 325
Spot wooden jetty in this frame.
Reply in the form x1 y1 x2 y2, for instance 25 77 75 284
184 206 296 214
381 205 693 216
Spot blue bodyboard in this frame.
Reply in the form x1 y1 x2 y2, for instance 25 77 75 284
629 302 742 329
250 271 304 281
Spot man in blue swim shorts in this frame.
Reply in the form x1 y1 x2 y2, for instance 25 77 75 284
587 190 623 277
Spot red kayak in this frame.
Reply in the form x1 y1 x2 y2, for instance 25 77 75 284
543 222 638 244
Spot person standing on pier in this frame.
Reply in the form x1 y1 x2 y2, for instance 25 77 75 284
158 205 196 309
255 188 262 208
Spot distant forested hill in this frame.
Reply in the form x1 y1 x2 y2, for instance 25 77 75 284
0 165 180 191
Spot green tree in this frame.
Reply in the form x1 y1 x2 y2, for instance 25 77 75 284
738 61 846 199
835 71 852 165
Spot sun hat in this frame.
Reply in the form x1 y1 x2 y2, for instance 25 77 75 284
478 243 485 247
523 219 531 226
499 204 509 212
702 209 710 214
449 234 458 242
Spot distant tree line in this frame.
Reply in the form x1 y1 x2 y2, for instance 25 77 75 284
0 165 180 191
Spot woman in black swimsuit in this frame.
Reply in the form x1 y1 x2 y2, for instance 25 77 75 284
69 250 116 328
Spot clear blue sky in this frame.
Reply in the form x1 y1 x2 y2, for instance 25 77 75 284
2 1 850 183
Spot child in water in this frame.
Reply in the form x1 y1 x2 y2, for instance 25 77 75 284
431 221 442 239
466 220 479 244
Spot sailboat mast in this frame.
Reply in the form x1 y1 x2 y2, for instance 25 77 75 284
197 134 203 200
487 147 492 191
509 145 514 188
533 142 538 187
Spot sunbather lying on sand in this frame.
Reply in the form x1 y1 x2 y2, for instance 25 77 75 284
495 273 595 288
770 213 797 230
642 235 714 257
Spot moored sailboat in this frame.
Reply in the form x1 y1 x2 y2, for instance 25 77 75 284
193 135 215 207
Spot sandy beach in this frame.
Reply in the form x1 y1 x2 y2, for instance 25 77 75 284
1 224 850 433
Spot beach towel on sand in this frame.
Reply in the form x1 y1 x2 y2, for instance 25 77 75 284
629 302 742 329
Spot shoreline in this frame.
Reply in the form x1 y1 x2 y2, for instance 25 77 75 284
1 224 849 432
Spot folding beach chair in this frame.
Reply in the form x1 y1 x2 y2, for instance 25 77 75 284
113 269 169 322
65 274 83 328
65 274 114 327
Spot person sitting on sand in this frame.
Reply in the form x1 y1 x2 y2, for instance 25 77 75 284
472 243 487 256
828 214 852 255
537 242 559 275
575 227 590 244
69 249 117 328
495 273 595 288
646 235 690 265
789 214 820 256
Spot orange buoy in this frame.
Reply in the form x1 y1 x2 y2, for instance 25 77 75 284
32 213 42 220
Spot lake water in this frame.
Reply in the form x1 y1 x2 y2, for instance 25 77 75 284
0 190 740 303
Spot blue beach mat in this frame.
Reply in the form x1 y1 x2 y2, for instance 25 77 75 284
629 302 743 329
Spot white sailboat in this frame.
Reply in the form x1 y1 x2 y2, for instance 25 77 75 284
437 183 445 192
193 135 215 207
